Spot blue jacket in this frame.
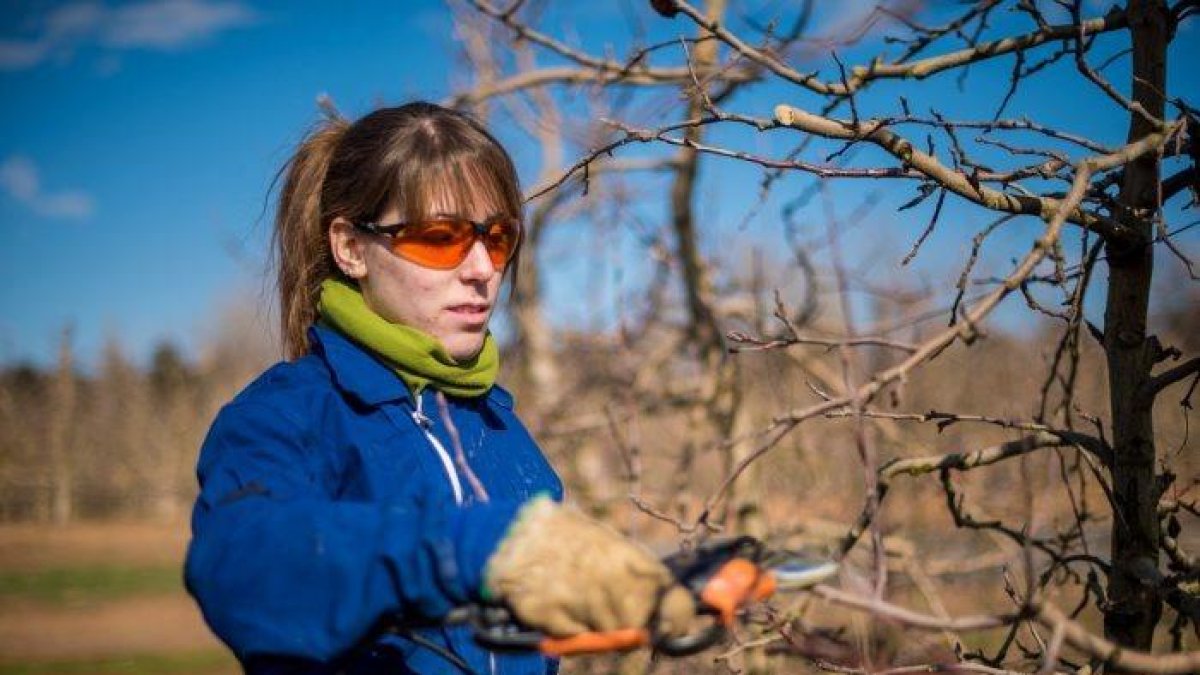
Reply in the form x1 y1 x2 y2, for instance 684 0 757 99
185 325 564 674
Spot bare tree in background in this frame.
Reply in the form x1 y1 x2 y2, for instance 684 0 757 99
453 0 1199 671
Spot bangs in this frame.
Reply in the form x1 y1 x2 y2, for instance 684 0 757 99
396 149 522 224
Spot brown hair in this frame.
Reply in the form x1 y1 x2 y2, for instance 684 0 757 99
272 102 524 359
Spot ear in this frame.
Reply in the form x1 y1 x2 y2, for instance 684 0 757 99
329 218 368 279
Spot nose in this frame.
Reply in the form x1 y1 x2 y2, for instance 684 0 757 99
458 239 497 282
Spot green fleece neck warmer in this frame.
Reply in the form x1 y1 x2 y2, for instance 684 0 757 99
318 278 498 398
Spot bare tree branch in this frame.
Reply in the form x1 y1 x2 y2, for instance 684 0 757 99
1144 356 1200 399
661 0 1128 96
773 105 1176 242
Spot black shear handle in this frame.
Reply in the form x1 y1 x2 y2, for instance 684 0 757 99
651 606 728 657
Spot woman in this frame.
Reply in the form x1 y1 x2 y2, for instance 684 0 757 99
184 102 694 674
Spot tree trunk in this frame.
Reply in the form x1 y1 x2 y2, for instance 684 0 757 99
1102 0 1168 651
668 2 767 671
511 247 561 416
48 327 75 524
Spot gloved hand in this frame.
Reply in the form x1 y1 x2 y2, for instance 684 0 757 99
485 497 695 639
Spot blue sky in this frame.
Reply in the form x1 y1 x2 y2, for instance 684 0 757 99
2 1 1197 370
1 0 464 367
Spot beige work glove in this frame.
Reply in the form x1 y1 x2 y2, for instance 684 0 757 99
485 497 695 639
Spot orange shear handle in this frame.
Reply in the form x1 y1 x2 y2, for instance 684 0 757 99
537 627 651 656
699 558 777 626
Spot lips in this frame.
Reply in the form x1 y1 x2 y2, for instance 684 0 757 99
447 303 491 322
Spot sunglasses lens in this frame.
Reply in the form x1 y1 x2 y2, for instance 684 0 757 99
393 221 473 269
483 219 520 268
390 218 521 270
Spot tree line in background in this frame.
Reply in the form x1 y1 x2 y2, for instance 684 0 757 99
5 293 1189 527
2 0 1198 672
0 305 274 523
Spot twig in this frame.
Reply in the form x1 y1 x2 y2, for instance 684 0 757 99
726 331 918 355
901 187 947 265
810 584 1019 632
664 0 1129 96
1033 602 1200 673
773 104 1155 242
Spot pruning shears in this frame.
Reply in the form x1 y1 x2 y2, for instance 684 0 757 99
455 536 838 657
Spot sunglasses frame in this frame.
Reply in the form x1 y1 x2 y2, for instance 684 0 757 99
351 215 522 270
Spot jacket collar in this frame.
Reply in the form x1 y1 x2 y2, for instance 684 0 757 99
309 325 514 410
488 384 514 409
310 325 412 407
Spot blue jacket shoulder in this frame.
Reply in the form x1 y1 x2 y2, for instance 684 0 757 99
229 354 334 410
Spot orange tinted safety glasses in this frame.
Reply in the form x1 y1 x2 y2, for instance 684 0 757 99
353 216 521 271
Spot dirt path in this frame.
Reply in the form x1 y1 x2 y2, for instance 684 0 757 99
0 594 227 662
0 521 236 671
0 521 190 572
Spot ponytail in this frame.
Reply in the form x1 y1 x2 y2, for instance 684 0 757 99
273 116 349 360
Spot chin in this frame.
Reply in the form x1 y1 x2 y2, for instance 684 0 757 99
445 336 486 362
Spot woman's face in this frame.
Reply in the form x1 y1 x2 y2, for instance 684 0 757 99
333 197 505 361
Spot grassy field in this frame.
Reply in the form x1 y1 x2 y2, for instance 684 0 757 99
2 516 1191 673
0 522 237 675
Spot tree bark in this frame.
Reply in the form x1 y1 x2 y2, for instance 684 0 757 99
511 231 561 416
1103 0 1168 651
671 2 723 358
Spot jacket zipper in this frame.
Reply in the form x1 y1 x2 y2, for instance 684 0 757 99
412 394 504 673
412 392 464 506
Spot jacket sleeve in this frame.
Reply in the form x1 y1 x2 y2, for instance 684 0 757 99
183 400 523 662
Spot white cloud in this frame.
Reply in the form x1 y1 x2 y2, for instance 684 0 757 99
0 0 257 71
46 3 108 41
0 40 51 69
0 157 39 201
104 0 257 49
0 155 95 220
